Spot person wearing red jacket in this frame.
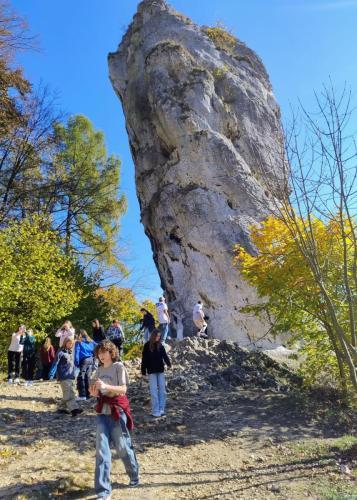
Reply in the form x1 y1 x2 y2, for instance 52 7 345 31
40 337 56 380
89 340 139 497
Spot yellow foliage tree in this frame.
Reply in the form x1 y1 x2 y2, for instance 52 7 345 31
234 215 356 393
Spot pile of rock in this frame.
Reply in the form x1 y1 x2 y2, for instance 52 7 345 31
128 337 301 395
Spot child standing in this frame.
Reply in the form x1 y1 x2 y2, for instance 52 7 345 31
20 328 36 385
7 325 25 383
55 320 75 347
40 337 56 380
141 329 171 418
90 340 139 497
75 330 96 400
54 337 82 417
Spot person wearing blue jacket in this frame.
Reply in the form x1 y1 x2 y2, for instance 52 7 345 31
54 337 83 417
75 330 97 400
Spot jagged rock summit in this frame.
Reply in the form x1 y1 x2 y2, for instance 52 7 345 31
109 0 285 347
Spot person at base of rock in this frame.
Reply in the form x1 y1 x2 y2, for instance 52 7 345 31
92 319 106 344
89 340 140 496
55 320 75 348
192 301 208 338
106 319 125 358
155 296 170 343
75 329 97 400
40 337 56 380
141 328 172 418
20 328 36 386
52 337 82 417
7 325 25 384
139 308 155 343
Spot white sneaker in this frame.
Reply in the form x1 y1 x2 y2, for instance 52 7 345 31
76 396 86 401
27 381 33 386
13 378 20 384
8 378 13 384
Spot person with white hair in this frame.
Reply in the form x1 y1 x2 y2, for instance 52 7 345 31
155 296 170 343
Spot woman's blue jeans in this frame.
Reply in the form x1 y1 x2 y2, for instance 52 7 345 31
159 323 169 342
95 412 139 497
148 372 166 416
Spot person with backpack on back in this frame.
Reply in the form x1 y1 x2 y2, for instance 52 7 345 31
106 320 125 358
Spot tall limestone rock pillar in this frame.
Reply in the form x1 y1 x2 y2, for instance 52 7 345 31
109 0 285 347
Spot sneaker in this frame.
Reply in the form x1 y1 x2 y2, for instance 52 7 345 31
7 378 13 384
13 378 20 384
27 381 34 386
128 479 140 488
151 414 161 418
76 396 86 401
96 496 111 500
160 412 166 417
71 408 83 417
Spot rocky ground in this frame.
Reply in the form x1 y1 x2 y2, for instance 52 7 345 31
0 338 356 499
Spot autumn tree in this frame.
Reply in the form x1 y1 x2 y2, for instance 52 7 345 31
0 0 32 140
235 215 356 391
237 83 357 395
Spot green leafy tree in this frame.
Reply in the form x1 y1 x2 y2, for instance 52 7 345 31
51 115 127 272
0 216 82 364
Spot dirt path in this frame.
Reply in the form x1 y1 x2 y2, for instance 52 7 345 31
0 377 356 499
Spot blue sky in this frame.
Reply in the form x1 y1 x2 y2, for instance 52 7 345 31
11 0 357 300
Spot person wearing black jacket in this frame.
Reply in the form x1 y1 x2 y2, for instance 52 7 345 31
92 319 106 344
139 308 155 343
141 329 171 418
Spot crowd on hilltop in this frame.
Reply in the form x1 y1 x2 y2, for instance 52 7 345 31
4 297 208 498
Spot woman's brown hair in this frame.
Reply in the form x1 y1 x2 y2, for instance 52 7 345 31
79 329 93 342
149 328 161 352
43 336 52 351
94 340 120 362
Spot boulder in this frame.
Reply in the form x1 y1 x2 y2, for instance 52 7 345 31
109 0 285 346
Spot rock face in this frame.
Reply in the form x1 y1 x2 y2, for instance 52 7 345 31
109 0 285 347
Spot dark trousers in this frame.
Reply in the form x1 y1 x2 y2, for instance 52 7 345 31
42 364 51 380
112 339 123 359
23 354 36 381
77 357 94 398
8 351 21 379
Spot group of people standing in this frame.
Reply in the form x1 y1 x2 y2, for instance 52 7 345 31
5 297 207 498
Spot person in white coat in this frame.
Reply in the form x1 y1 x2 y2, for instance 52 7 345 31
192 301 208 338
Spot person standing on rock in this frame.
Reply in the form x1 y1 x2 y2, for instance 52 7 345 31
155 296 170 343
20 328 36 386
139 308 155 343
7 325 25 384
89 340 140 494
75 330 97 400
92 319 106 344
141 329 171 418
193 301 208 338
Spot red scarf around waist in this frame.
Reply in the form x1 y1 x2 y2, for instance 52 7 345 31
95 394 134 430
